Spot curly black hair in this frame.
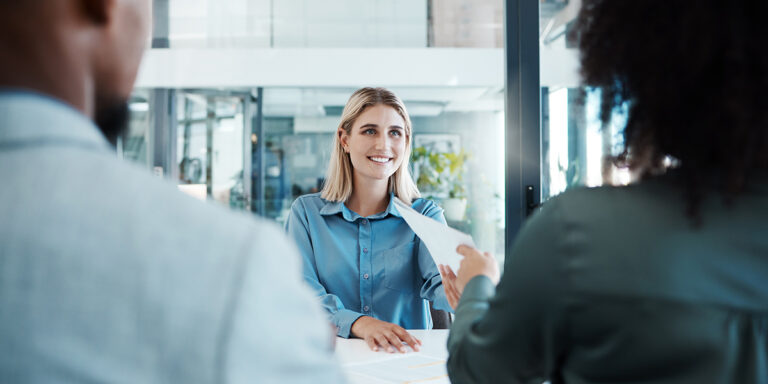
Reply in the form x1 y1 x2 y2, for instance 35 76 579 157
575 0 768 221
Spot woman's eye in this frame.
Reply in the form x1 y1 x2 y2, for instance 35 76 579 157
390 130 402 137
364 129 376 135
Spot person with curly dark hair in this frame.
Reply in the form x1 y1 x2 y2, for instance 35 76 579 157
439 1 768 383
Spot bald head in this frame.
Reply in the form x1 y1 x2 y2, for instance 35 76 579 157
0 0 152 142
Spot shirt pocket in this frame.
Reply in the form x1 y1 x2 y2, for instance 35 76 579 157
382 241 418 294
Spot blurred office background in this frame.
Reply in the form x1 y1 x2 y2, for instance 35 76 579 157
122 0 626 263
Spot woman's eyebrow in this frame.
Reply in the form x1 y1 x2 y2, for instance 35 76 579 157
358 123 403 130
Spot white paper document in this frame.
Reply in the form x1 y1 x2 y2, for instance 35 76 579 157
393 198 475 272
345 354 449 384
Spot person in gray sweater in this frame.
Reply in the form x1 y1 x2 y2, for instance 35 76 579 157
0 1 344 383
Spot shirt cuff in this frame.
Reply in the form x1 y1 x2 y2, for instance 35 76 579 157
333 309 365 338
432 285 455 313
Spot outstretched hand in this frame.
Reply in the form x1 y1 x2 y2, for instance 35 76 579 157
438 264 461 310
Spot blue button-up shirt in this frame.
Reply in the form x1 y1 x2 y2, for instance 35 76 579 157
286 192 452 338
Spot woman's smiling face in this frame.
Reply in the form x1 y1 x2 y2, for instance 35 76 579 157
340 103 407 184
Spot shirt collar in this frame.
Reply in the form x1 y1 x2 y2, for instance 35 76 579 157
0 89 110 151
385 193 404 218
320 192 404 221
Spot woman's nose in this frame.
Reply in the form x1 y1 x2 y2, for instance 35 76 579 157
374 135 389 150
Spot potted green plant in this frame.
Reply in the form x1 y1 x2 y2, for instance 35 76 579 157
441 150 468 221
412 147 469 221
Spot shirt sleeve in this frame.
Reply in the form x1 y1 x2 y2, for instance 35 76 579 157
285 198 364 338
446 197 567 384
223 223 346 384
416 201 453 313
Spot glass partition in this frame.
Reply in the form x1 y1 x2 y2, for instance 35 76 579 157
121 90 151 166
176 91 252 209
539 0 630 202
259 86 506 257
130 0 511 261
125 85 506 257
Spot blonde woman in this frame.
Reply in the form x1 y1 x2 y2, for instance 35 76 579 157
286 87 452 353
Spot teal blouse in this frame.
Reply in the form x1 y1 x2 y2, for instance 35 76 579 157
286 193 452 338
448 176 768 384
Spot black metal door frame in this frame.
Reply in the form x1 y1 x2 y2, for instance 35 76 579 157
505 0 541 248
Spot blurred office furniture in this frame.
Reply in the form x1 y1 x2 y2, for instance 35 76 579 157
430 304 452 330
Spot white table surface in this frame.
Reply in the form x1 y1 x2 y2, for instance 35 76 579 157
336 329 450 384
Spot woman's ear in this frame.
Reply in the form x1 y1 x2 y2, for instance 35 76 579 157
338 129 349 153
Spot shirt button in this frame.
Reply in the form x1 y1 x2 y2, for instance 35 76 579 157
363 306 370 312
363 273 369 279
363 248 368 253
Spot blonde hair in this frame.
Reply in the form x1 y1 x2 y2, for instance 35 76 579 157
321 87 420 205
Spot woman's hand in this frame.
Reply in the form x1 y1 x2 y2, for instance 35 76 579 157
350 316 422 353
438 264 461 310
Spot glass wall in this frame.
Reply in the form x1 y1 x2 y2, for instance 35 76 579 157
258 86 506 256
539 0 630 202
127 0 641 260
129 0 642 260
122 90 151 166
175 92 251 209
125 85 506 257
124 0 664 265
126 0 515 261
541 88 629 200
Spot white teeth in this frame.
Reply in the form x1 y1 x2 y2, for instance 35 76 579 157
370 157 390 163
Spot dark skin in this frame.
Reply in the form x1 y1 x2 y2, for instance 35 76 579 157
0 0 151 119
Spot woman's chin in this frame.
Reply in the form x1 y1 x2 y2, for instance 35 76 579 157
358 170 395 183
